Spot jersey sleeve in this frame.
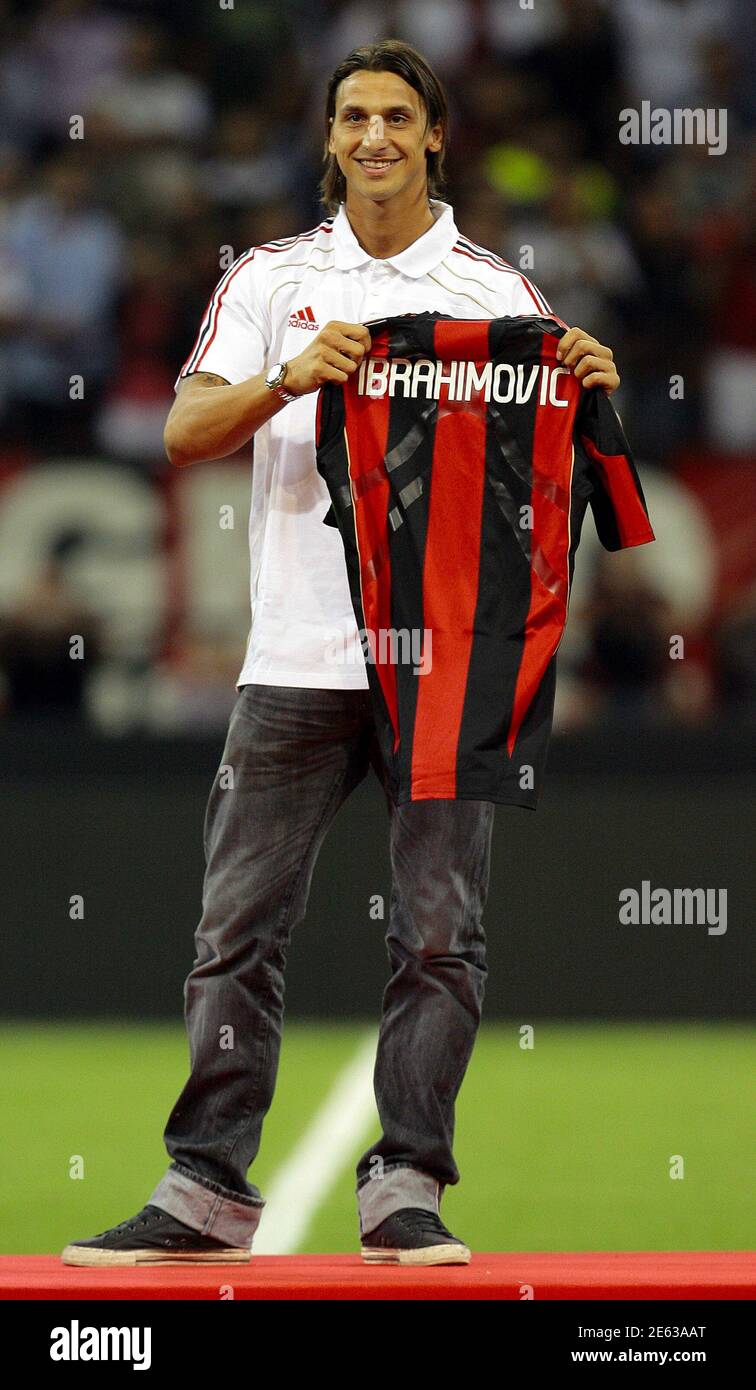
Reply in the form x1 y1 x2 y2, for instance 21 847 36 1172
175 249 270 390
315 381 349 529
575 389 656 551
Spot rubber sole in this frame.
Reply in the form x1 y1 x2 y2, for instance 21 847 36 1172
361 1241 471 1266
60 1244 252 1267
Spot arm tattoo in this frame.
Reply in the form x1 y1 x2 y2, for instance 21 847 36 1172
178 371 231 390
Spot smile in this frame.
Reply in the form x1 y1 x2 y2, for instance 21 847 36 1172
357 159 400 170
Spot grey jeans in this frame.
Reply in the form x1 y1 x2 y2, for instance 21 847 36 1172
148 682 495 1248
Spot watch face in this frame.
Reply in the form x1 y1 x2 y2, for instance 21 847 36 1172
267 363 283 386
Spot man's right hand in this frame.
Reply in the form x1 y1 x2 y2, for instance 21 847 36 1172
285 321 372 396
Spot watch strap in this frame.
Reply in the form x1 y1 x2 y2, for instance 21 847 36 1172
267 361 297 404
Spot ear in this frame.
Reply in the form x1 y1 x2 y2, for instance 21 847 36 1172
327 116 335 155
426 122 444 155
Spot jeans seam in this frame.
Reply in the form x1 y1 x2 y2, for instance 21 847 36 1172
461 807 491 968
204 1194 223 1236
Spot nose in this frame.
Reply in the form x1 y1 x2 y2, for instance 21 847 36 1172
362 115 386 148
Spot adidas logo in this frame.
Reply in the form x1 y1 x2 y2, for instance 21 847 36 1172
289 305 319 330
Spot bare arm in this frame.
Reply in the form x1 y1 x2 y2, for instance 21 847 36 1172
163 371 288 467
163 321 372 467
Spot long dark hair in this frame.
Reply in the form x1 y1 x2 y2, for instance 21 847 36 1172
319 39 449 213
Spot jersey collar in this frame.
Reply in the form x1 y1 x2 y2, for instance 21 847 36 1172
330 198 458 279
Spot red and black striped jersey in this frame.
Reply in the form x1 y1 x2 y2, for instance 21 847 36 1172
315 312 655 809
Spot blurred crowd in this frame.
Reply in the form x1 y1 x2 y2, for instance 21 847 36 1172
0 0 753 733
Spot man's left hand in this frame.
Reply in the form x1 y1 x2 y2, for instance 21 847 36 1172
556 327 620 395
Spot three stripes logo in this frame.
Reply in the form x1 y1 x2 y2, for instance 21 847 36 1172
289 305 319 331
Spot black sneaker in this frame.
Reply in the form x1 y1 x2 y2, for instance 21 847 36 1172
360 1206 471 1265
61 1203 252 1266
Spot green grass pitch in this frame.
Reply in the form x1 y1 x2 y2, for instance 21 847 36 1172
1 1021 753 1255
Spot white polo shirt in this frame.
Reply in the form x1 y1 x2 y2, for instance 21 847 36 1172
177 198 553 690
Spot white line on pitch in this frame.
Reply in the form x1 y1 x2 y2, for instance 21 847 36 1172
251 1029 379 1254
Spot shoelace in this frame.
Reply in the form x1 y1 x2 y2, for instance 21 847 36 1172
393 1208 454 1238
96 1210 156 1238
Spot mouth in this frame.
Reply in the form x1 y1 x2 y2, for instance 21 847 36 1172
356 157 401 173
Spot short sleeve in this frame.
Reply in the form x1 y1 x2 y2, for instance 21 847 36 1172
175 248 270 390
506 270 554 318
576 389 656 551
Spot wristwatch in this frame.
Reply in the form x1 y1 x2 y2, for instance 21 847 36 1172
265 360 298 405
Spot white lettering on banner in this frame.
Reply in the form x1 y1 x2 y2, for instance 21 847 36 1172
357 357 570 407
179 466 251 630
0 461 250 677
0 462 166 651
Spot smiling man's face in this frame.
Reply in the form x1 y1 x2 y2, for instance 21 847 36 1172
328 69 443 206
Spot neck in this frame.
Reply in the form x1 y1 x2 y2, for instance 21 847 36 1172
342 185 436 260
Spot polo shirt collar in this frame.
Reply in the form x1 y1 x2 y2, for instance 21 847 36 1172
331 198 458 279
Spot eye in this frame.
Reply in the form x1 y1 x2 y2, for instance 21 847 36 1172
343 112 408 123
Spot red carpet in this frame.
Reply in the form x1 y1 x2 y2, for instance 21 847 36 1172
1 1251 754 1300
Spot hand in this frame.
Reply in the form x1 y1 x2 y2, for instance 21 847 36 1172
556 326 620 394
285 320 372 396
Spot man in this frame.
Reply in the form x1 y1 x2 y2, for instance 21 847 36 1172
62 40 620 1268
